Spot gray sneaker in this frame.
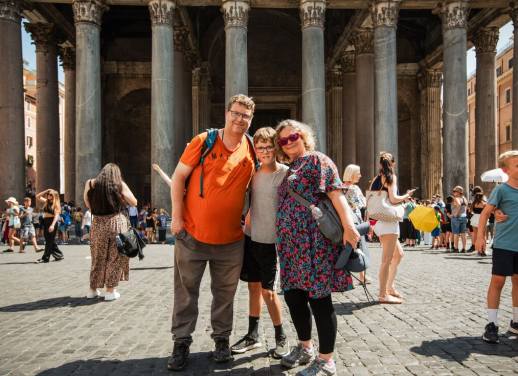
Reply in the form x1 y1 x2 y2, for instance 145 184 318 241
281 343 314 369
272 337 289 359
296 357 336 376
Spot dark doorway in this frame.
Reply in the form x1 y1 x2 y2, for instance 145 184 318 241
250 109 291 135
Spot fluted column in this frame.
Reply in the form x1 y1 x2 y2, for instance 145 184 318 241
60 46 76 202
440 0 469 196
300 0 326 152
149 0 174 211
73 0 107 207
371 0 401 160
222 0 249 103
418 69 443 199
192 62 211 136
352 28 375 190
509 2 518 149
473 27 499 190
0 0 25 200
25 22 60 193
341 51 356 167
326 67 343 171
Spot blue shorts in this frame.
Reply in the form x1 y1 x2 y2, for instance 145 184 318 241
451 217 467 234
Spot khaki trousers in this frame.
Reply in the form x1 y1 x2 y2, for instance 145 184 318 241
171 231 244 343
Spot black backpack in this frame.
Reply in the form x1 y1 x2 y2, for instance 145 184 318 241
195 128 260 197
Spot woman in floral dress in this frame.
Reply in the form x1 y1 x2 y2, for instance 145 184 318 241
275 120 360 376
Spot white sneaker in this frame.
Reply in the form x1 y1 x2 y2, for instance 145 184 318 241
86 289 100 299
104 291 120 301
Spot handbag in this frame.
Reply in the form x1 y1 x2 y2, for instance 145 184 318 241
12 216 21 229
365 187 404 222
288 188 343 244
334 222 371 273
116 215 146 260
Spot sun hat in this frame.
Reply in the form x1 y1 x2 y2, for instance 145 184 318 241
5 197 18 206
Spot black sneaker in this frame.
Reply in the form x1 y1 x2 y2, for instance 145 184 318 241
167 342 190 371
212 338 233 363
482 322 499 344
509 320 518 335
231 335 261 354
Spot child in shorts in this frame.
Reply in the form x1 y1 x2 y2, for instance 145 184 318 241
230 127 289 358
476 150 518 343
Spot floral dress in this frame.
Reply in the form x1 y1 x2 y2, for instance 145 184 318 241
276 151 353 299
344 184 366 222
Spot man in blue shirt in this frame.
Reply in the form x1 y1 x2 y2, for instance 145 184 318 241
476 150 518 344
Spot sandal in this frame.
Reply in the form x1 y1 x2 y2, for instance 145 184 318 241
379 295 402 304
387 289 402 298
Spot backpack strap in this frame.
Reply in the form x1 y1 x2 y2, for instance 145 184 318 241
198 128 219 197
243 132 260 172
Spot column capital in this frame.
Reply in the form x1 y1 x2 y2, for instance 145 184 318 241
148 0 175 26
340 50 356 73
327 67 343 88
300 0 326 29
418 69 442 90
473 26 499 54
369 0 401 28
0 0 21 23
439 0 469 30
72 0 108 26
24 22 56 54
59 46 76 70
221 0 250 29
351 28 374 55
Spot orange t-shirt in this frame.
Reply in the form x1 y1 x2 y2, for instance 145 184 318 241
180 132 255 244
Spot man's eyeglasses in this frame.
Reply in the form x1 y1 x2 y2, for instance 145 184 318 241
256 146 275 153
278 133 301 146
229 110 252 122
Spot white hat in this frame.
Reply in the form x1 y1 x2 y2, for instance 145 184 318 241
5 197 18 206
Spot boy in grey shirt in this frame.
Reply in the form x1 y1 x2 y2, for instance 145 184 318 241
231 127 289 358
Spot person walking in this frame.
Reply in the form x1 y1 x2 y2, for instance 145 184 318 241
35 189 63 263
369 152 415 304
275 120 360 376
343 164 369 285
168 94 257 371
3 197 21 253
19 197 43 253
451 186 468 253
82 208 92 243
83 163 137 301
470 192 487 256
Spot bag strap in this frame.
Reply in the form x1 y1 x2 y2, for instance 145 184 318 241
288 188 313 209
198 128 219 198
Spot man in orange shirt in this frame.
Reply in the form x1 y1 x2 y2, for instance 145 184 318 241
168 94 256 371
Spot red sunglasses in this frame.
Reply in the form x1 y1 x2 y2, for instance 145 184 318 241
278 133 301 146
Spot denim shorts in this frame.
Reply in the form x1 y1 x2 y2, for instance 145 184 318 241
451 217 467 234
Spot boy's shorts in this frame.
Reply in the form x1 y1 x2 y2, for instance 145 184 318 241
492 248 518 276
20 225 35 240
240 235 277 291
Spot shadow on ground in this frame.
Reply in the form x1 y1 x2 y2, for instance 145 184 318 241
0 296 101 312
35 353 283 376
334 300 377 315
131 266 173 271
0 261 40 265
410 336 518 362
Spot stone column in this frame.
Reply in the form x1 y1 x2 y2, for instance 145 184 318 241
73 0 107 207
341 50 356 167
222 0 249 103
192 62 211 135
440 0 469 196
149 0 175 211
418 69 443 199
60 46 76 202
473 27 499 191
174 24 188 162
511 2 518 149
352 28 375 190
371 0 401 160
326 67 343 171
0 0 25 200
25 22 60 193
300 0 326 152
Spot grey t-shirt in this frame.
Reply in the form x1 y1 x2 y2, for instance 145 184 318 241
20 207 33 227
245 163 288 244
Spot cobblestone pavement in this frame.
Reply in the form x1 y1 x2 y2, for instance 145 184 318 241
1 243 517 376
